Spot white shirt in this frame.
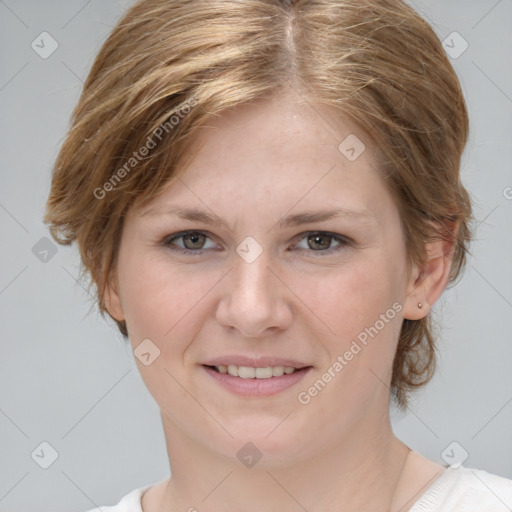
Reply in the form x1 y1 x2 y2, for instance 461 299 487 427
85 465 512 512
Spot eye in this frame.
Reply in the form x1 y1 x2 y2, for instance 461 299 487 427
293 231 352 256
162 230 218 255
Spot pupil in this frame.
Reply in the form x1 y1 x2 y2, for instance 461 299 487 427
310 234 330 250
185 233 204 249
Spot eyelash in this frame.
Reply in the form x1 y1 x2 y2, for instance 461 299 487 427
162 230 352 257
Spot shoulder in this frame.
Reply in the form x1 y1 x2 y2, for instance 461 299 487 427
82 485 151 512
411 465 512 512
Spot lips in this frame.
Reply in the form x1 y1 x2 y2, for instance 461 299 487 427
202 364 313 396
200 355 313 395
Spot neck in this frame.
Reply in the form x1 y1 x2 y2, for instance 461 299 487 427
153 410 411 512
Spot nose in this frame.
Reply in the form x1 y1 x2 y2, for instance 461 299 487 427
215 247 293 338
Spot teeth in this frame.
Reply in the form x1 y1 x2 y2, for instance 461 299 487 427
215 365 299 378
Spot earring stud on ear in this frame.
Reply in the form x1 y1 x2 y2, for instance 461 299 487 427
418 303 423 309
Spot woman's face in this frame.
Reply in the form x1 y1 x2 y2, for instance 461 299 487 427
107 93 423 466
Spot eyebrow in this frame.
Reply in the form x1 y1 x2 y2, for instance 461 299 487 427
141 206 374 230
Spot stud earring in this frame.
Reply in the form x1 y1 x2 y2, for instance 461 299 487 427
417 303 423 309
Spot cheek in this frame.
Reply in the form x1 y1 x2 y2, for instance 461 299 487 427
302 258 405 410
304 255 403 343
297 260 404 413
116 252 215 402
117 250 209 344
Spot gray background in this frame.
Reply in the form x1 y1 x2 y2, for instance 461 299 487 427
1 0 511 510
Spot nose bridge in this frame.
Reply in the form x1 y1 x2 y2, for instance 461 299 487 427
231 241 275 305
215 239 289 337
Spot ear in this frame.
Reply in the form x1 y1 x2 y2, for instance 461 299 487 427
403 221 458 320
103 272 125 322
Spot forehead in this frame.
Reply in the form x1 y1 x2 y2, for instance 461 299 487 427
137 92 397 227
190 93 370 167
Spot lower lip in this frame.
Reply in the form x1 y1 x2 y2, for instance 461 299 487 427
202 365 312 396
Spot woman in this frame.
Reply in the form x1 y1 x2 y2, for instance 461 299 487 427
44 0 512 510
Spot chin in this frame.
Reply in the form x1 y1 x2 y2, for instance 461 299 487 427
210 417 311 465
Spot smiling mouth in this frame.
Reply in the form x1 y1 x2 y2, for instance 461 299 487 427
204 364 312 379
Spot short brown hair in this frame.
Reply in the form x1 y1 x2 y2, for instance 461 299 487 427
44 0 473 409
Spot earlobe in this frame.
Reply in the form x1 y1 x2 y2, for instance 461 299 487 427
103 275 125 322
402 231 456 320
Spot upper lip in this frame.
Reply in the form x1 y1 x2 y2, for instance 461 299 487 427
202 356 311 369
